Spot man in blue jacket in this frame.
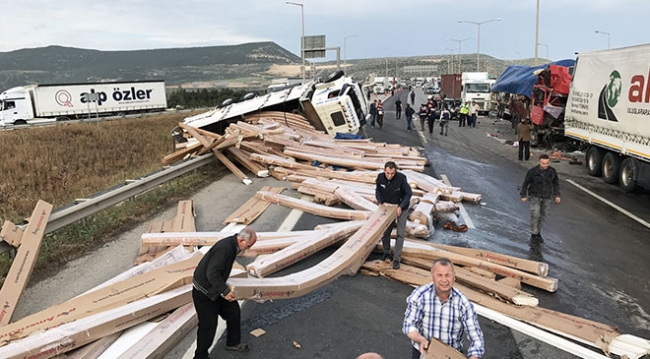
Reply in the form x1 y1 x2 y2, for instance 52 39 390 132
192 227 257 357
520 154 561 242
376 161 412 269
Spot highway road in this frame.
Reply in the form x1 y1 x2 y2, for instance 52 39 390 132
13 88 650 358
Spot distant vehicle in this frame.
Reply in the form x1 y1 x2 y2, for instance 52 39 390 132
0 81 167 126
461 72 491 114
177 70 369 138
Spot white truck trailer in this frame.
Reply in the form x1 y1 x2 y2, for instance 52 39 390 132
461 72 491 114
0 80 167 126
179 70 368 137
565 44 650 192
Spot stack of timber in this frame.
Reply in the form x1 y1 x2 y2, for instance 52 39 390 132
164 111 482 234
2 115 648 358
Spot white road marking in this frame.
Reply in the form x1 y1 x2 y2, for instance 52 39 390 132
440 174 476 229
566 179 650 230
277 195 312 231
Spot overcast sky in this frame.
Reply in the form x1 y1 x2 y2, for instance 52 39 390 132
4 0 649 65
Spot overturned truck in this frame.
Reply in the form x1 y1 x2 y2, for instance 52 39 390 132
174 71 368 139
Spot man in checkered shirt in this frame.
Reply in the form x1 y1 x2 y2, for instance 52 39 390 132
403 258 485 358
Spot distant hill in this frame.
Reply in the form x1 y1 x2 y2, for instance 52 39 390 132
0 42 556 92
0 42 301 90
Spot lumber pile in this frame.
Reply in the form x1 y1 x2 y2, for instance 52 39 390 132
1 113 648 358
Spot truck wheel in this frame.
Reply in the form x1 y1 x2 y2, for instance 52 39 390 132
13 120 27 125
56 116 70 121
619 157 638 193
602 152 622 184
586 146 603 177
325 70 344 83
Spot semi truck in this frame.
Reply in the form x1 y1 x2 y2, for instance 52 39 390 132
461 72 491 114
178 70 368 137
564 44 650 192
0 80 167 126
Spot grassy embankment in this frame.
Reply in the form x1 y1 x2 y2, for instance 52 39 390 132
0 112 223 282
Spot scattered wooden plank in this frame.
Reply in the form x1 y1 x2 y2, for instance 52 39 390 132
255 190 371 221
0 200 53 326
228 205 398 300
223 187 285 225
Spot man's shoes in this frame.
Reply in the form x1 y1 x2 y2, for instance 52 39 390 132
225 343 250 352
393 260 400 269
531 234 544 243
381 253 393 262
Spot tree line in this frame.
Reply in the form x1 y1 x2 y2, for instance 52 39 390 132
167 87 253 109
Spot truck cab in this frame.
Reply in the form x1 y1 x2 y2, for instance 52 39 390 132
0 87 34 126
180 71 366 137
461 72 491 114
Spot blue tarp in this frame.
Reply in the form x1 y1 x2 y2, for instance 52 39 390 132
491 59 576 98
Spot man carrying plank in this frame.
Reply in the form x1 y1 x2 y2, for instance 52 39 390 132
376 161 412 269
403 258 485 359
192 227 257 357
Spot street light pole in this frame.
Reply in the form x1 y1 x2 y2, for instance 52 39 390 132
447 37 472 73
343 34 358 68
538 43 549 61
535 0 540 65
286 2 305 82
595 30 611 49
458 18 501 72
442 47 457 74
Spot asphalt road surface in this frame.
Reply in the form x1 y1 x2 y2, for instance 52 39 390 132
14 88 650 359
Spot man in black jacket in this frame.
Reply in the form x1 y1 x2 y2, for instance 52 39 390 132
192 227 257 357
520 155 561 242
376 161 413 269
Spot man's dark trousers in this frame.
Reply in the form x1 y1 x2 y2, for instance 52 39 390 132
193 288 241 359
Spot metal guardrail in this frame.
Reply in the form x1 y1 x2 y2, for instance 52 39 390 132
0 153 214 255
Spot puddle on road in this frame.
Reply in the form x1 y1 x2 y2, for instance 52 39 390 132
591 285 650 330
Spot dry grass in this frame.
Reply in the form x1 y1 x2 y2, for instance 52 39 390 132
0 112 202 221
0 111 224 283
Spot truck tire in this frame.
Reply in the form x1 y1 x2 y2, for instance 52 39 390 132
13 120 27 125
325 70 344 83
586 146 604 177
619 157 638 193
56 116 70 121
602 152 622 184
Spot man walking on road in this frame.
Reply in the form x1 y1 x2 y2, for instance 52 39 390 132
405 103 415 131
369 100 377 128
439 105 450 136
410 91 416 105
192 227 258 357
375 161 412 269
520 154 561 242
515 117 534 161
469 101 479 128
403 258 485 359
395 98 403 120
418 103 428 131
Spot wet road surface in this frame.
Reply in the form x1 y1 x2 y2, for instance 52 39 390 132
190 88 650 359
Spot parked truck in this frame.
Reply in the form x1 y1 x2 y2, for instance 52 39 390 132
565 44 650 192
0 80 167 126
440 74 462 100
178 70 368 137
461 72 491 114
